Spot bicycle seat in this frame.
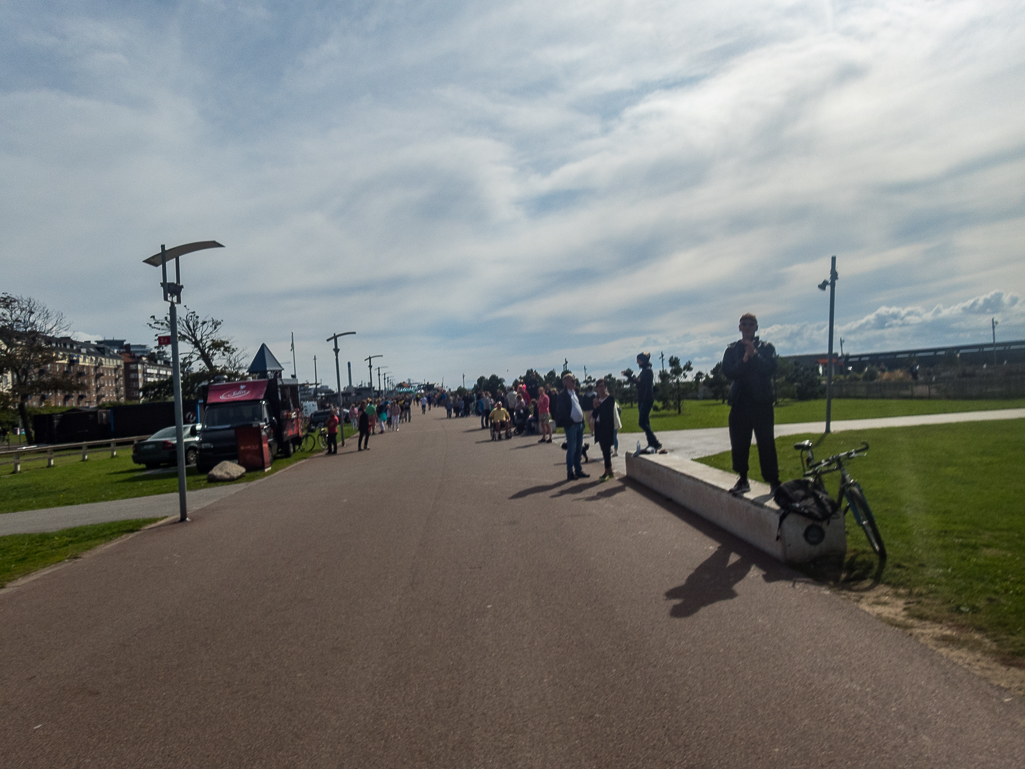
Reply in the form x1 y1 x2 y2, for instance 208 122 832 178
793 440 813 451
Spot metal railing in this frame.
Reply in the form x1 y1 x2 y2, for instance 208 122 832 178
0 435 151 474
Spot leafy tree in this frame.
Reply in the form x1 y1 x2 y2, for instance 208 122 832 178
0 294 83 443
618 368 637 406
148 307 246 377
706 362 730 404
657 355 693 413
542 369 560 390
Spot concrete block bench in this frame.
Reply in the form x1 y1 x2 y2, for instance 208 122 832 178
625 452 846 565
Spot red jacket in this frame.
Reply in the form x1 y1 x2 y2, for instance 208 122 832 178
326 415 340 435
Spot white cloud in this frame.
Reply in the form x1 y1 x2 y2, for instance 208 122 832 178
1 0 1023 384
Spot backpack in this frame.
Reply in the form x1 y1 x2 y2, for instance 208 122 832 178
772 479 839 541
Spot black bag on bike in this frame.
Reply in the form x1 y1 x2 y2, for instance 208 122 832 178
773 479 838 540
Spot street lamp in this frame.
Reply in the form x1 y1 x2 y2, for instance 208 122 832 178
327 331 355 445
818 255 839 434
143 240 224 522
365 354 382 394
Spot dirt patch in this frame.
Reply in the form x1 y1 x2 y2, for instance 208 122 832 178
839 583 1025 696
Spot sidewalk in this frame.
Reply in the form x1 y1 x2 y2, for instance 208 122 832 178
0 484 247 536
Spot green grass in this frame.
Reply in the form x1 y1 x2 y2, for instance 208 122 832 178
0 427 355 516
695 419 1025 662
0 518 161 587
617 397 1025 433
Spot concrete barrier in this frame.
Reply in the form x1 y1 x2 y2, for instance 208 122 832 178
625 452 846 565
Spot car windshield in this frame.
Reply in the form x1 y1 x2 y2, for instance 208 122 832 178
204 403 263 429
149 427 178 440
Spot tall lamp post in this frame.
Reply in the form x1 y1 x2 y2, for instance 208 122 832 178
143 241 224 522
327 331 355 444
818 255 839 434
365 354 382 394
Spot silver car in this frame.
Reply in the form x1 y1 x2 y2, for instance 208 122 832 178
131 425 201 469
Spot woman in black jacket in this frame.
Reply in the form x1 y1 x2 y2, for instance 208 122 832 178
592 379 617 480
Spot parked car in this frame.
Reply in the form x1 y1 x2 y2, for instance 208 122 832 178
132 424 201 469
308 410 334 429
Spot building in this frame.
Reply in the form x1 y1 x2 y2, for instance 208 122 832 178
26 337 126 408
783 339 1025 375
99 340 173 402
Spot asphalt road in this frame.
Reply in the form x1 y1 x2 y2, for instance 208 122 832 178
1 411 1022 767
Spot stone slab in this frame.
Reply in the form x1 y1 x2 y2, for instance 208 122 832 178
625 452 846 564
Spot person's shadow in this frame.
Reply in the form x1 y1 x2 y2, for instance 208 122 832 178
664 545 752 618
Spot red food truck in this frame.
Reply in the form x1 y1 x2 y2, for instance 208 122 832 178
197 377 303 473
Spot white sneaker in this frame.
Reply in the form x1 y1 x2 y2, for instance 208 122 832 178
612 449 618 457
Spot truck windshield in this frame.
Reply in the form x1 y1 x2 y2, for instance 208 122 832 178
204 403 263 429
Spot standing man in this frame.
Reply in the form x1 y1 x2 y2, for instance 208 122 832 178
555 372 588 480
623 352 661 452
325 408 340 455
722 313 781 495
357 401 372 451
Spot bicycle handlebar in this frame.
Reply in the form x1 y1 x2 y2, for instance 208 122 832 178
805 442 869 474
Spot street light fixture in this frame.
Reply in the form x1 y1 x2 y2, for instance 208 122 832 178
365 354 382 394
818 255 839 434
327 331 355 445
143 240 224 522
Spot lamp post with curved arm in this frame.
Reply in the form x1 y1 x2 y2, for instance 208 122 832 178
143 241 224 522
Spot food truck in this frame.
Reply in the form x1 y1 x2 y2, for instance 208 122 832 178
197 377 303 472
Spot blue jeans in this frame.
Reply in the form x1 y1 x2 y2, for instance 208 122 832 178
564 421 584 476
637 398 660 448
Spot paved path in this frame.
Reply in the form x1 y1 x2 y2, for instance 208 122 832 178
1 411 1022 767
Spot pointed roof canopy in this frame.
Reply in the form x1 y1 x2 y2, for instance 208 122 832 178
248 343 284 376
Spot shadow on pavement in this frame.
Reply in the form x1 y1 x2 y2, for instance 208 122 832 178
664 544 753 618
508 480 570 499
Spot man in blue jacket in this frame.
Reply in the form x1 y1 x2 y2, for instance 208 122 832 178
722 313 781 495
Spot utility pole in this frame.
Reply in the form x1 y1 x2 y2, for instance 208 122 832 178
291 331 297 379
660 352 665 372
313 355 318 391
818 255 839 434
992 318 999 364
365 354 382 395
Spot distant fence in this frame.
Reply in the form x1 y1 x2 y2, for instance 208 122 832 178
0 435 149 474
827 378 1025 400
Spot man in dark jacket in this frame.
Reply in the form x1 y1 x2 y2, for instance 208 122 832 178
722 313 780 495
623 352 661 451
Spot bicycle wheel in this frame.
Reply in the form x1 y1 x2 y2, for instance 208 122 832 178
301 433 317 452
846 482 886 559
317 432 327 450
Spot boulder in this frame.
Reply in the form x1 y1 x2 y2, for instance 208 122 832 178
207 461 246 482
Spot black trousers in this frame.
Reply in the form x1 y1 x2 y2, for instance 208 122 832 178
358 428 370 449
326 433 337 454
728 401 779 483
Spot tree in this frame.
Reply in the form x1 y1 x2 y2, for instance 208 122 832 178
148 307 246 377
657 355 693 413
706 362 730 404
619 368 637 406
0 294 83 443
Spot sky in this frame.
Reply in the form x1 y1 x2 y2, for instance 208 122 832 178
2 0 1023 388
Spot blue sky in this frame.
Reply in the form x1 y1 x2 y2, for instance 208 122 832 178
2 0 1023 387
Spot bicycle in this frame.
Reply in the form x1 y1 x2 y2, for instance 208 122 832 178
300 424 328 452
793 440 886 559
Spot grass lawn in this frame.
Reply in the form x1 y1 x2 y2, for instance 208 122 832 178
617 397 1025 433
695 419 1025 662
0 518 162 587
0 425 355 516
